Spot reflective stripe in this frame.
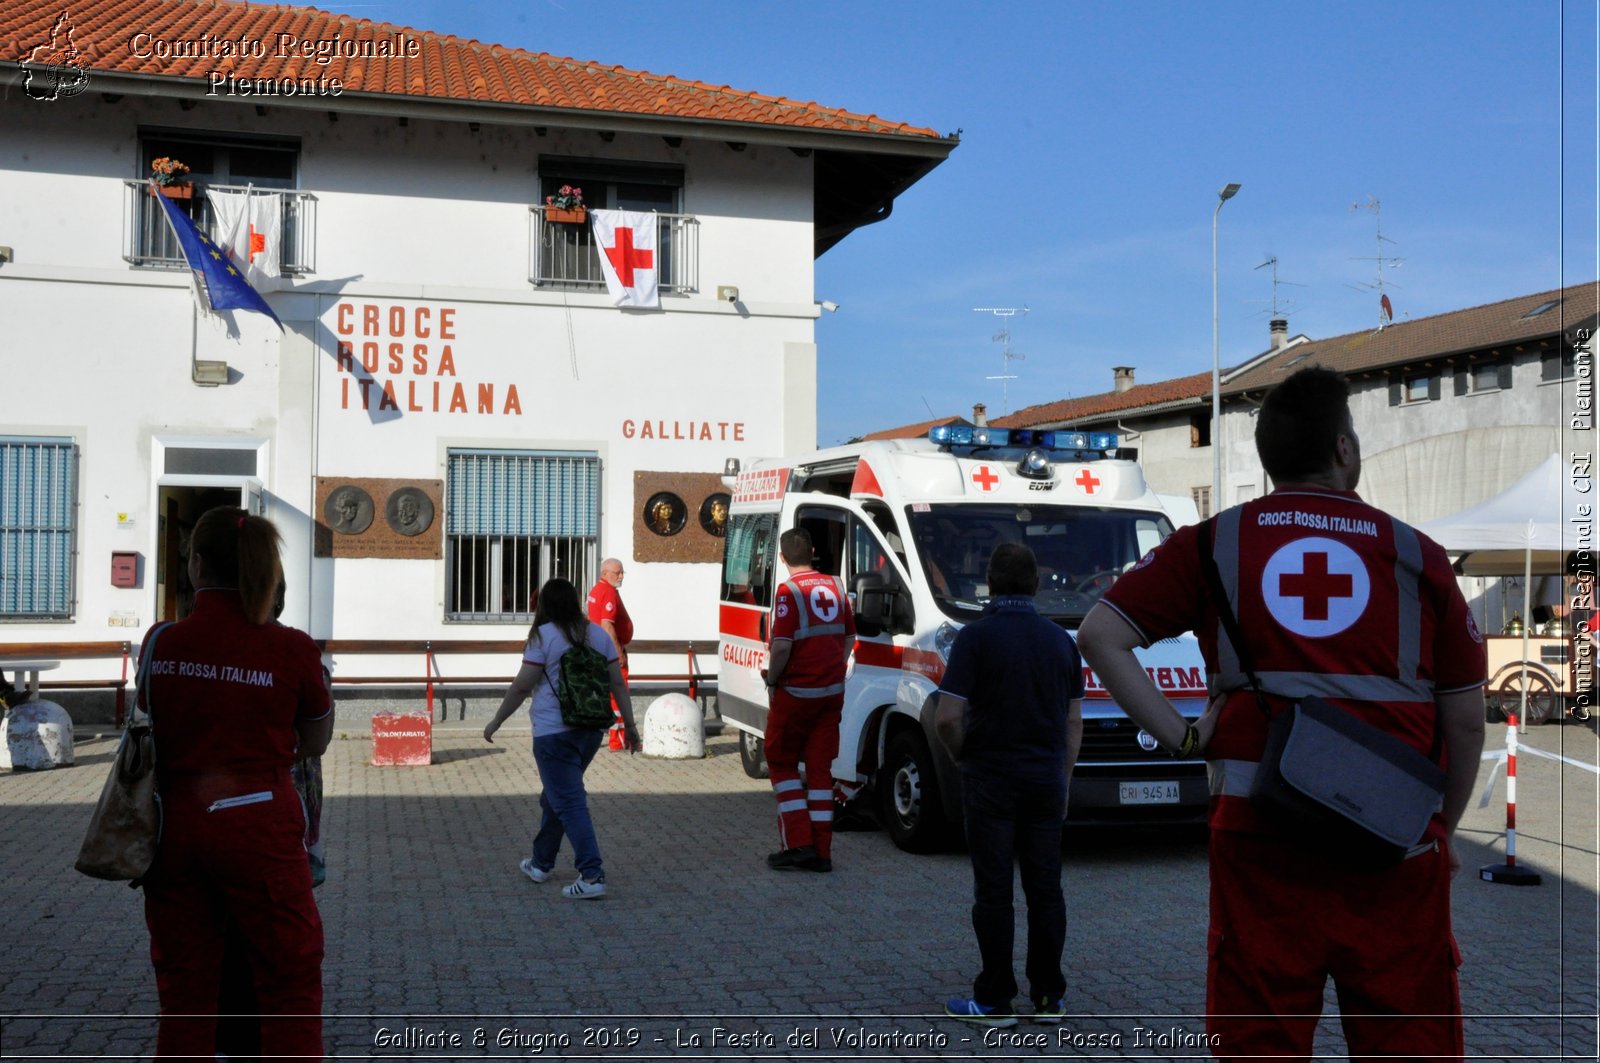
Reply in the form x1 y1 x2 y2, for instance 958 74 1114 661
777 799 808 814
773 779 803 794
807 790 833 801
783 683 845 698
1392 519 1424 683
1209 758 1256 797
808 810 832 821
1213 509 1244 680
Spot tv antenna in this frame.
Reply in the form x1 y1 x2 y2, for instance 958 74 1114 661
1348 196 1403 330
1253 255 1307 318
972 305 1029 414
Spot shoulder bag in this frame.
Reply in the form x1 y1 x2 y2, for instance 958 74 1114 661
74 623 170 885
1199 520 1446 870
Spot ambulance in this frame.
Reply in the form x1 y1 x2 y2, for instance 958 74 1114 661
717 425 1211 853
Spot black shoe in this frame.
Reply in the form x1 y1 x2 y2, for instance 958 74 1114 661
831 799 880 833
767 845 829 872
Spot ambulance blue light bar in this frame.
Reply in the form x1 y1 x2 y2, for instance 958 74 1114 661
928 426 1118 451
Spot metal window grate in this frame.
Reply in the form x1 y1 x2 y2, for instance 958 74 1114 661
123 181 317 274
528 208 698 293
445 451 600 622
0 437 77 618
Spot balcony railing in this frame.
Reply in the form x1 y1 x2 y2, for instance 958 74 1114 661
123 181 317 274
529 207 698 294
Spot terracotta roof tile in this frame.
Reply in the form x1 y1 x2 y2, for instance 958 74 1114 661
1 0 944 139
858 415 967 442
994 371 1213 429
1225 282 1599 393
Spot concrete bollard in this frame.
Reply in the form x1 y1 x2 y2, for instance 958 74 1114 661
2 699 76 770
641 693 705 759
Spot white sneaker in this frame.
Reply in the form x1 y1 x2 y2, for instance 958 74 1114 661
562 876 607 899
519 858 551 884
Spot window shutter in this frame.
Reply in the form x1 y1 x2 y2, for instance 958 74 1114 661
1498 361 1514 391
1389 374 1402 406
1453 366 1469 397
1543 350 1561 382
1427 374 1441 402
447 451 599 537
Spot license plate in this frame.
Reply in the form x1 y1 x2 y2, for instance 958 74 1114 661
1119 781 1180 805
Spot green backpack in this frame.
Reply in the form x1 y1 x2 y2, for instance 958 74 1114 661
548 636 615 730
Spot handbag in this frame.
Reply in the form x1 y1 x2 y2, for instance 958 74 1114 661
1199 521 1445 869
74 623 169 885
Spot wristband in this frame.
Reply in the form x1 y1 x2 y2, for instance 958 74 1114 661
1172 724 1200 758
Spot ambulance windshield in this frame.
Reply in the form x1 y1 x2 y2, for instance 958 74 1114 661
906 504 1174 623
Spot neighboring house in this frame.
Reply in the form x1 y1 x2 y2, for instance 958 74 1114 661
0 0 954 700
856 406 985 443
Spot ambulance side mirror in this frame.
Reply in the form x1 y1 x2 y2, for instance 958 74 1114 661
852 572 897 637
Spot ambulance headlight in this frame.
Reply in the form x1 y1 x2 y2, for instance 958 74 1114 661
1017 448 1052 480
934 621 959 663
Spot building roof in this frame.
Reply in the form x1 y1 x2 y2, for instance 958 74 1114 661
1223 282 1600 394
994 371 1212 429
857 415 968 442
1 0 957 255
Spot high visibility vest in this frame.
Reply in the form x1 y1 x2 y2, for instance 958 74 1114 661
773 572 849 698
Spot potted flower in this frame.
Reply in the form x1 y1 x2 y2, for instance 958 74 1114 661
544 184 586 224
150 157 193 200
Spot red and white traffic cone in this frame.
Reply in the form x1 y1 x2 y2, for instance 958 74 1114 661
1480 712 1543 886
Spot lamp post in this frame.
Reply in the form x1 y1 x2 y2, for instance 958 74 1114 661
1211 182 1241 511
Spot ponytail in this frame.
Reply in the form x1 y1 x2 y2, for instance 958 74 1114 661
191 507 285 625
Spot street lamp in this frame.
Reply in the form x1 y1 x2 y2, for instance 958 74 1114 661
1211 181 1241 511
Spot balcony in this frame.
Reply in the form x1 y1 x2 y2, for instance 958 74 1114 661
122 181 317 274
529 207 698 295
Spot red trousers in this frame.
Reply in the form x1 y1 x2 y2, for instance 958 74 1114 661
143 773 324 1060
608 663 630 750
764 690 842 859
1207 829 1462 1062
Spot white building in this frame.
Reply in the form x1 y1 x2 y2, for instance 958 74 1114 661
0 0 954 713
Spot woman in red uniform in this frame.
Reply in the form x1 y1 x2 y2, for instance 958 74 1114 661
138 507 333 1058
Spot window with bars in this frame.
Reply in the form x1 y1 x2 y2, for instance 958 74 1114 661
1 437 78 619
445 450 601 622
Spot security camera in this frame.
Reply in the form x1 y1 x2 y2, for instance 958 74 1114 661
819 300 840 313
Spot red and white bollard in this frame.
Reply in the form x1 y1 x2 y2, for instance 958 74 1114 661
1480 712 1542 886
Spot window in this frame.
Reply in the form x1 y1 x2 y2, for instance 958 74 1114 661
1470 359 1512 394
126 131 313 272
1191 486 1212 520
721 512 779 609
1 437 77 619
1390 369 1440 405
445 450 600 621
1190 411 1211 448
531 157 697 293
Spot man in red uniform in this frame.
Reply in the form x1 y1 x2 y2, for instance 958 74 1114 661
763 527 855 873
1078 366 1486 1061
587 558 633 750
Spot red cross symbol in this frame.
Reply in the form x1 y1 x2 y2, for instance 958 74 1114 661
603 226 654 286
1279 552 1354 621
1074 469 1101 494
247 224 264 262
971 465 1000 492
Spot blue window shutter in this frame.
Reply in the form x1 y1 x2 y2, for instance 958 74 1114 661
0 437 76 616
446 450 598 538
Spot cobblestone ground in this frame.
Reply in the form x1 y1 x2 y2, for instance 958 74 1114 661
1 713 1595 1061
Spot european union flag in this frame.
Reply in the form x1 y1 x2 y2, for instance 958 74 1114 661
151 185 282 329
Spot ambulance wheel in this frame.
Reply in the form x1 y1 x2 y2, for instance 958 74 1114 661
739 730 769 778
880 729 949 853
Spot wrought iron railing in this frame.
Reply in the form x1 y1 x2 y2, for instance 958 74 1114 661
123 181 317 274
528 207 699 294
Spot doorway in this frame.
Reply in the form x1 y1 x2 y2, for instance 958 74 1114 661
155 484 254 621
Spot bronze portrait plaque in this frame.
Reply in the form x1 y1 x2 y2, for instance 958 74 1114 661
643 491 687 537
386 486 435 537
699 492 731 538
323 485 374 535
633 472 727 563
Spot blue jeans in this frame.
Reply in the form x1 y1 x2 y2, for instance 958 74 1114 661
530 728 606 881
961 770 1067 1008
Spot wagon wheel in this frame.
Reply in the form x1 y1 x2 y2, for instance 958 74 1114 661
1492 665 1559 725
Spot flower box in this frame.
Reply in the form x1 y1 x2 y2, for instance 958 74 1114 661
545 206 587 224
151 183 194 200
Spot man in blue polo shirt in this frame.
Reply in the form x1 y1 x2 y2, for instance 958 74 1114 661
933 543 1085 1027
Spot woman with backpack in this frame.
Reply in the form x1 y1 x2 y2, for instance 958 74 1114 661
484 577 640 898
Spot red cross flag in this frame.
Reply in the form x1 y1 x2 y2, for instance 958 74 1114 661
590 209 659 309
207 188 281 289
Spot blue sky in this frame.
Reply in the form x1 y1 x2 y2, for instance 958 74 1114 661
350 0 1596 446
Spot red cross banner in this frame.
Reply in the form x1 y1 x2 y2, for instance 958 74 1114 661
590 208 660 309
207 188 281 289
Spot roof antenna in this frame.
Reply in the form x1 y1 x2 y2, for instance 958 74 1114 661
1253 255 1307 318
1348 196 1403 330
972 305 1029 414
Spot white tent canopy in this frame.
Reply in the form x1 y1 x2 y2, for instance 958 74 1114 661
1415 454 1581 576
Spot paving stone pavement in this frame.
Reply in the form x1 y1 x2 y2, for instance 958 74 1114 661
1 713 1595 1060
